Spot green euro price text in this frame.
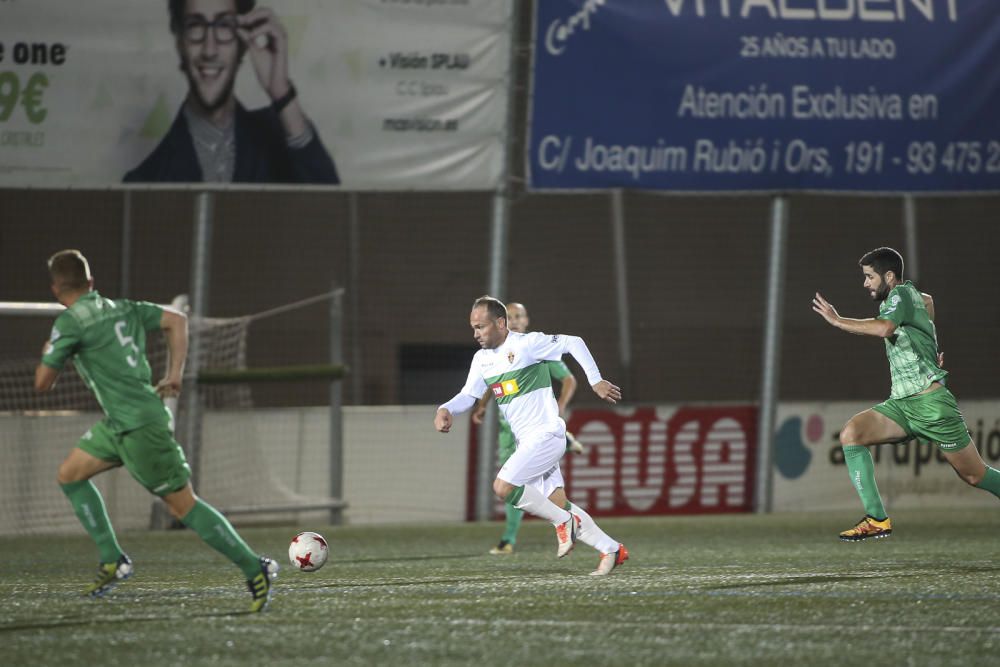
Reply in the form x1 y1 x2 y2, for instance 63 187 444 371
0 72 48 124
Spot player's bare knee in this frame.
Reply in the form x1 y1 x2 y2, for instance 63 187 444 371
162 485 197 519
493 479 513 501
839 423 861 447
56 461 80 485
163 500 187 519
840 419 870 446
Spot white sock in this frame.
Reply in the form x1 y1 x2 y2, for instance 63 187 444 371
513 485 571 526
569 502 619 554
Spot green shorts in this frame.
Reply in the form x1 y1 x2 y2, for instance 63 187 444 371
78 418 192 496
872 386 972 452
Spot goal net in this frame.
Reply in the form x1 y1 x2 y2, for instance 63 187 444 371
0 300 344 535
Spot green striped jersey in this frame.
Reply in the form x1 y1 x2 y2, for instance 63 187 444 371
877 281 947 399
41 291 169 433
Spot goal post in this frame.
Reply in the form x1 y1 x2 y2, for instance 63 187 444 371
0 293 348 535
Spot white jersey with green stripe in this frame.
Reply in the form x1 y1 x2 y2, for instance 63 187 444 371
454 331 602 441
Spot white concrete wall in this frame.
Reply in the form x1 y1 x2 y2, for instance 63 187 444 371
0 405 467 534
5 399 1000 535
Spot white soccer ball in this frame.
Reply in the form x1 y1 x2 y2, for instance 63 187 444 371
288 531 329 572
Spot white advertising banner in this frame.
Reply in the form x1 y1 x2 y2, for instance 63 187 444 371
0 0 511 189
773 400 1000 512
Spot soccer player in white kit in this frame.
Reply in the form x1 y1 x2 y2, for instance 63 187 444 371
434 296 629 575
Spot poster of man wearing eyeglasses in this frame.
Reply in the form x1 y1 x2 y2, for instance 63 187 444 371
0 0 512 190
124 0 339 185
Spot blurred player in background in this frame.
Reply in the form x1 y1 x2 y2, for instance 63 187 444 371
470 302 585 555
813 246 1000 540
35 250 278 612
436 296 628 576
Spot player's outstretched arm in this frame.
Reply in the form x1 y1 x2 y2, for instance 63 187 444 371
156 307 188 399
556 373 577 416
435 408 453 433
592 379 622 404
812 292 896 338
436 392 477 433
921 292 935 321
921 292 944 366
34 339 59 393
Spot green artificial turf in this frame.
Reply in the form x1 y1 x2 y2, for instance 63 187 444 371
2 509 999 666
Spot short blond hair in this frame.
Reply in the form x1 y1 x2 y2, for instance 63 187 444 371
48 249 92 293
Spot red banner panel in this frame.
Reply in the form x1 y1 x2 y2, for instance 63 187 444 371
562 406 757 516
469 405 758 519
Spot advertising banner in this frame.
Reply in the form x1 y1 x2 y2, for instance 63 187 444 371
0 0 511 189
773 400 1000 511
529 0 1000 192
477 405 758 518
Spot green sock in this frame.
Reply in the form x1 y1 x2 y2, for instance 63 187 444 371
180 499 259 578
975 466 1000 499
60 480 123 564
842 445 887 520
501 502 524 545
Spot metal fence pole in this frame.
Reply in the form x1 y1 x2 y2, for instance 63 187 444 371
184 191 213 487
329 287 345 524
120 190 133 299
755 196 789 514
479 189 509 521
477 0 521 522
610 189 632 397
347 193 363 405
903 196 919 282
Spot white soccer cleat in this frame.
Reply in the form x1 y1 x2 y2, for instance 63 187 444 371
590 544 629 576
555 513 580 558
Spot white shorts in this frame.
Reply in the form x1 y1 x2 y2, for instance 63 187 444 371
497 425 566 497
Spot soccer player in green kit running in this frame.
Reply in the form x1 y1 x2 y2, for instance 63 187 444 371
813 247 1000 540
470 302 584 555
35 250 277 611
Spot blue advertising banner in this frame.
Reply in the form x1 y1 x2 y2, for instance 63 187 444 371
528 0 1000 192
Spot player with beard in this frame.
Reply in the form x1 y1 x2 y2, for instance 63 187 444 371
813 247 1000 540
124 0 338 184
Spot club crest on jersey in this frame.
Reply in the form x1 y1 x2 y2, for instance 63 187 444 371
490 379 520 398
507 351 515 364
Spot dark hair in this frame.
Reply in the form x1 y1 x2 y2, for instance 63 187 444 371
48 249 92 292
859 247 904 281
472 295 507 323
168 0 256 34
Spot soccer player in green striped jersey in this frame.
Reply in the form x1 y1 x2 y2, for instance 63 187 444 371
435 296 629 575
813 247 1000 541
35 250 277 611
470 302 581 555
